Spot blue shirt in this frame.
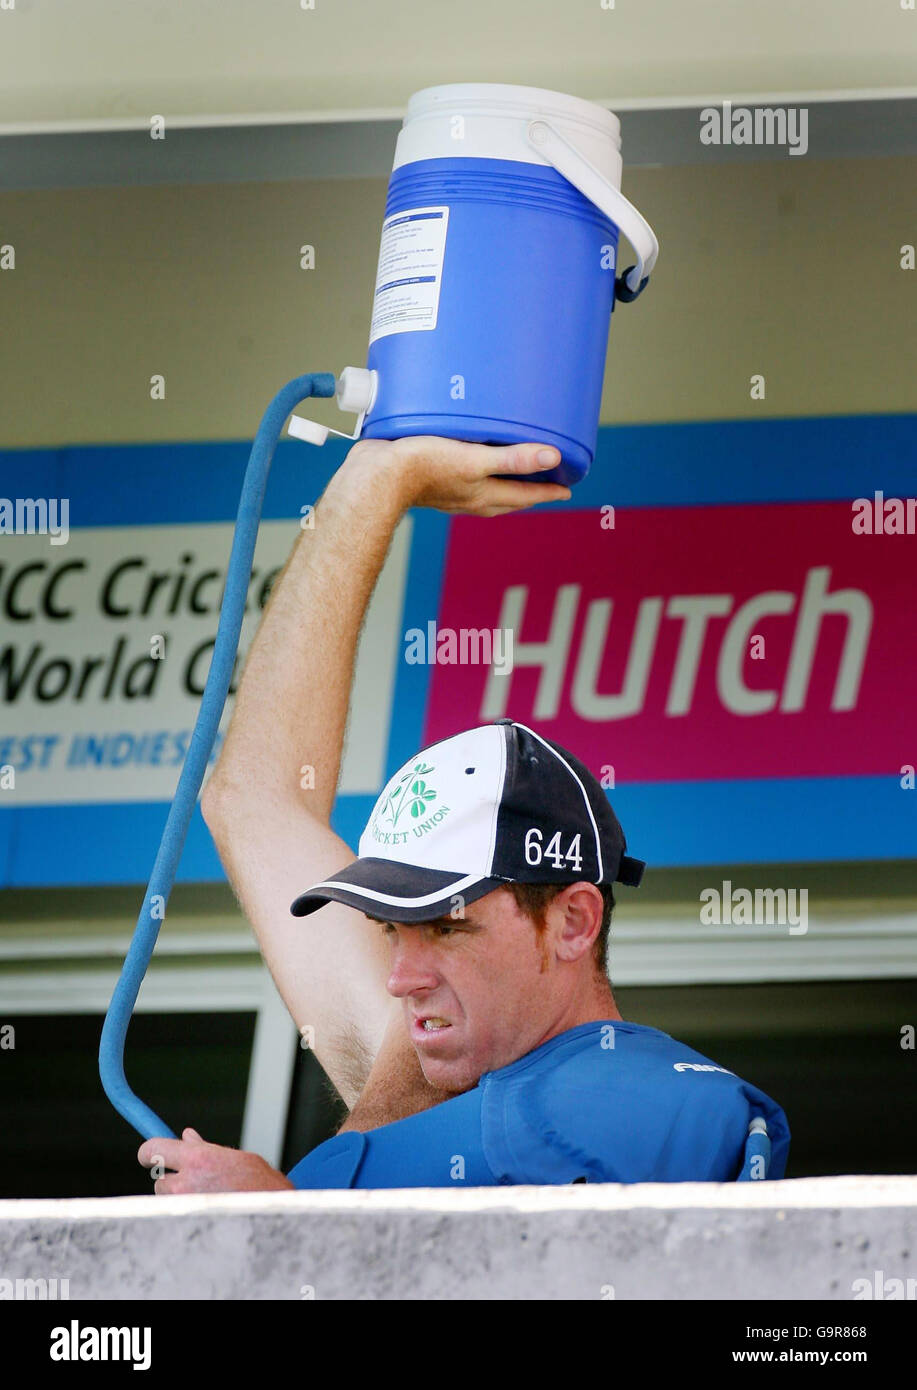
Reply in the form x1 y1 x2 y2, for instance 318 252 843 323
286 1020 790 1189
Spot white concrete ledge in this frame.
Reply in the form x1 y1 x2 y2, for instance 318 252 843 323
1 1177 914 1301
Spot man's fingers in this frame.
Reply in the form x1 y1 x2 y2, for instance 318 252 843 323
137 1136 185 1170
182 1126 205 1144
397 436 561 479
463 441 561 479
153 1174 182 1196
490 443 562 476
477 478 571 512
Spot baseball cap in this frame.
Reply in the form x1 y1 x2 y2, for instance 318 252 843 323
290 719 645 924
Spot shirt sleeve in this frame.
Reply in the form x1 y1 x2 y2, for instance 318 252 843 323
286 1085 496 1190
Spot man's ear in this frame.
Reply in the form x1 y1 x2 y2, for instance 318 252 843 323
551 883 604 964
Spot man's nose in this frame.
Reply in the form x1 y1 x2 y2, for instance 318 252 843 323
386 934 439 998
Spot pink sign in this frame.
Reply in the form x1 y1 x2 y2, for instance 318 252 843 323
422 502 917 782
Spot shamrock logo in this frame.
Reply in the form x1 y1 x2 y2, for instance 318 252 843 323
379 762 437 827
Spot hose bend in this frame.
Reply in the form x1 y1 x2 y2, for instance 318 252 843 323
99 372 336 1140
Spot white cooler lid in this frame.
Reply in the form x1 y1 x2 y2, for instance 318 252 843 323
393 81 623 188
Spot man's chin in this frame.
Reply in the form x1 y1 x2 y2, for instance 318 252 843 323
417 1053 481 1094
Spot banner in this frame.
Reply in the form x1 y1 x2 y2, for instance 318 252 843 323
0 521 410 806
0 417 914 884
423 501 916 782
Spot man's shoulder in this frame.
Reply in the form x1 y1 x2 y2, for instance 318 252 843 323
287 1082 491 1190
479 1021 790 1183
486 1019 736 1090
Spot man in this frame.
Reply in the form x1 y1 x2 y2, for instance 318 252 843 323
138 434 789 1193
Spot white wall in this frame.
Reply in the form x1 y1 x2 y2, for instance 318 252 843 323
1 1177 915 1300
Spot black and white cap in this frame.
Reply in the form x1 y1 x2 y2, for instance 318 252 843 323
290 719 645 924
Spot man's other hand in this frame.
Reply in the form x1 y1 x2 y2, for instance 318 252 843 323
344 436 572 518
137 1127 295 1195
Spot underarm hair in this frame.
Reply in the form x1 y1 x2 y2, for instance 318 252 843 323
333 1023 375 1107
337 1016 462 1134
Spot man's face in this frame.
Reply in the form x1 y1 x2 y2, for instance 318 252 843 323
370 886 579 1092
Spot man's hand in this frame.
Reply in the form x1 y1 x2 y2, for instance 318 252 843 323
344 436 572 517
137 1127 294 1195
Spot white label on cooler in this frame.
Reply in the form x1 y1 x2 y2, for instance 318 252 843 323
368 205 449 344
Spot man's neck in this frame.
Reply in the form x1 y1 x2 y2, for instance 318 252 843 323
536 979 623 1051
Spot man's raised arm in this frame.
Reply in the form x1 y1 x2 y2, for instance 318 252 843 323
201 435 568 1119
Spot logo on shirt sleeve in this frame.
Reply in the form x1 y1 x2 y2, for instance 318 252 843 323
673 1061 736 1074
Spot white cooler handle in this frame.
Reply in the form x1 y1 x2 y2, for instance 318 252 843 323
527 118 658 298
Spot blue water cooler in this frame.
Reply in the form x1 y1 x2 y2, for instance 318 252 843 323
290 83 659 487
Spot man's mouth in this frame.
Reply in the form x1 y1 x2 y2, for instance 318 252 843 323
411 1014 453 1040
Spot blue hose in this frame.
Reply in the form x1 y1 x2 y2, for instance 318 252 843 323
99 371 337 1141
737 1120 772 1181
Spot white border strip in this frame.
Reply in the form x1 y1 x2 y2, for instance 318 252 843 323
300 870 485 910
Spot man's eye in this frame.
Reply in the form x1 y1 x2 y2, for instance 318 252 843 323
434 923 456 937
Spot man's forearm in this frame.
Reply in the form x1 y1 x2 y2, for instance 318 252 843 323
209 452 410 819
